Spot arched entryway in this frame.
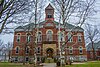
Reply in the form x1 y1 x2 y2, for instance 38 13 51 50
46 48 53 58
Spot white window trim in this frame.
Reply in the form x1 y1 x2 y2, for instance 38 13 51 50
79 46 83 54
37 31 42 42
16 33 21 42
67 32 73 42
57 31 65 42
15 46 20 54
37 47 41 54
26 33 31 42
77 33 82 42
46 30 53 41
25 46 30 54
69 47 73 54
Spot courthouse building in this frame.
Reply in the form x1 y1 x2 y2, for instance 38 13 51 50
11 4 87 62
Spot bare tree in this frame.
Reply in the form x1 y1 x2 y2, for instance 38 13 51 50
0 0 35 34
5 42 13 61
49 0 96 65
85 23 99 60
21 0 46 65
50 0 96 27
0 39 3 51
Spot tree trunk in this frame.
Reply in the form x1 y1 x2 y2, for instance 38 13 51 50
91 41 95 60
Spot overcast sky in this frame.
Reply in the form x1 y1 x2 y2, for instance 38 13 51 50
0 0 100 44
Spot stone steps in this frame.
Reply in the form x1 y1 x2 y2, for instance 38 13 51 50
45 58 54 63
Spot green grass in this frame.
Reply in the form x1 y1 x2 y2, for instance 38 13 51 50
66 61 100 67
0 61 100 67
0 62 31 67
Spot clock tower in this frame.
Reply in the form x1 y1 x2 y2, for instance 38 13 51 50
45 4 54 21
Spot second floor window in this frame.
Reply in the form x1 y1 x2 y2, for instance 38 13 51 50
26 34 31 42
37 32 42 42
78 34 82 42
26 47 29 54
58 32 64 42
17 34 20 42
68 33 72 42
47 30 53 41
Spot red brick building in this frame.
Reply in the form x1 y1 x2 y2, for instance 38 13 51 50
87 41 100 60
11 4 87 62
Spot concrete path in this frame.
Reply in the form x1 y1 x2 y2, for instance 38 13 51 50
43 63 56 67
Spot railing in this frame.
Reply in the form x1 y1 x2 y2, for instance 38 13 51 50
36 35 65 43
42 35 58 42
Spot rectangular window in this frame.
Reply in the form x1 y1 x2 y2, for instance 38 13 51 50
17 34 20 42
25 57 29 61
69 50 73 54
69 47 73 54
25 47 29 54
37 47 41 53
15 57 18 62
79 47 83 54
78 36 82 42
37 57 41 61
27 35 31 42
68 36 72 42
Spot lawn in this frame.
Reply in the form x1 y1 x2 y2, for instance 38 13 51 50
0 61 100 67
66 61 100 67
0 62 32 67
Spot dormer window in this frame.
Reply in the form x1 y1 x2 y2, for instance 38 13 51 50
47 14 52 18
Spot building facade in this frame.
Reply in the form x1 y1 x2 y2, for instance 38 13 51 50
11 4 87 62
87 41 100 60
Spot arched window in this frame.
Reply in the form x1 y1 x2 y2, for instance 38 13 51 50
26 47 30 54
67 32 72 42
16 47 19 54
26 33 31 42
58 32 64 42
17 34 20 42
47 30 53 41
69 47 73 54
37 32 42 42
79 46 83 54
78 34 82 42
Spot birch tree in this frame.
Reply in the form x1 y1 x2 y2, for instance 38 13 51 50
49 0 96 65
21 0 46 65
0 0 36 34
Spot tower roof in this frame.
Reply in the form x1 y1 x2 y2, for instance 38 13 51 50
45 3 54 10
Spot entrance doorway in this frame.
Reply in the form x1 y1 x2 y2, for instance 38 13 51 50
46 48 53 58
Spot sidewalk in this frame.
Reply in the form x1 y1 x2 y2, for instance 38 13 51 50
43 63 56 67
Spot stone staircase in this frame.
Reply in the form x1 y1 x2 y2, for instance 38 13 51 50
45 58 54 63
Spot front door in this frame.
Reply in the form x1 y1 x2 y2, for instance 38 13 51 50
46 48 53 58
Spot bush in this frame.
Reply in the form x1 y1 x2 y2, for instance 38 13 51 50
41 57 45 63
54 58 58 63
